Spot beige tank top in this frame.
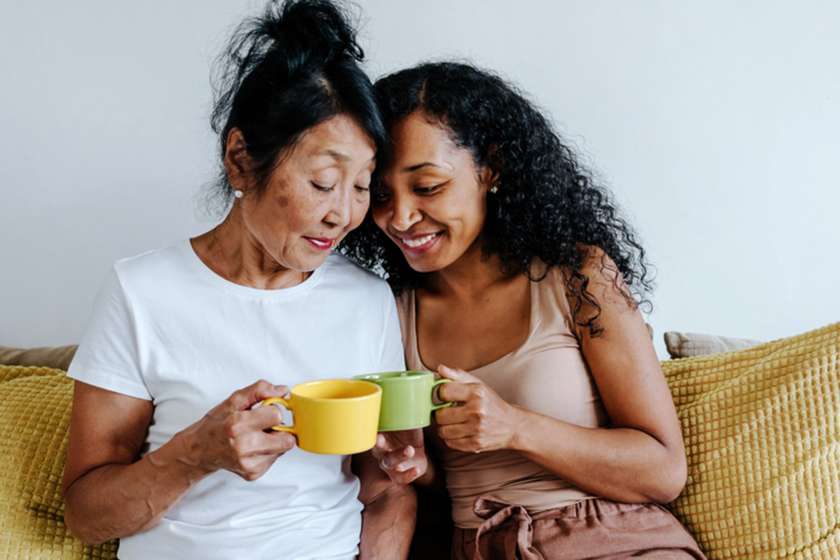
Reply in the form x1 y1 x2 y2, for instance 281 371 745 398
397 267 609 528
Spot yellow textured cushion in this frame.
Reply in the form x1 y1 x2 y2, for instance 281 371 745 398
0 365 117 559
664 322 840 559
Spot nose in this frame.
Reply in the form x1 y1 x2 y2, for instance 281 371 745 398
388 191 422 232
323 184 353 229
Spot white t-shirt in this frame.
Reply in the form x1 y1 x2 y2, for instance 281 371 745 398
68 241 404 560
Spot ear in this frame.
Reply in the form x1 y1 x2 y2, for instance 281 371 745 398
479 165 499 194
479 144 501 192
223 128 253 190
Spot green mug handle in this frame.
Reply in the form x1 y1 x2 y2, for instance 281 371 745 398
430 379 454 411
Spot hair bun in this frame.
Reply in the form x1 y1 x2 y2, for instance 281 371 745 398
262 0 363 72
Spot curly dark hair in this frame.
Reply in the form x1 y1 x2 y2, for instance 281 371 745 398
340 62 653 336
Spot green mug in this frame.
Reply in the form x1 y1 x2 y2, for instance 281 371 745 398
353 370 452 431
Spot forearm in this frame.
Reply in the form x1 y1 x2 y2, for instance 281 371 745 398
359 483 417 560
64 431 210 544
510 407 686 504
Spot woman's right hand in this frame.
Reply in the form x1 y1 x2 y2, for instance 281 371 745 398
371 429 428 485
184 380 297 481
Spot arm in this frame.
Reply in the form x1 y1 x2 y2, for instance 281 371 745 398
62 380 294 545
435 253 687 504
353 450 417 560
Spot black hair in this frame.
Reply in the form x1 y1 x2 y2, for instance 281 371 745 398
210 0 385 202
340 62 653 336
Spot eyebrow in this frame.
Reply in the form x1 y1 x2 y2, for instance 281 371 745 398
402 162 444 172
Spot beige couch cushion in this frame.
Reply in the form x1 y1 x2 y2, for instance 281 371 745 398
0 345 77 371
664 332 761 359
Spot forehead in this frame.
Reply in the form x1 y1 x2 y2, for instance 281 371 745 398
294 114 376 163
388 111 460 164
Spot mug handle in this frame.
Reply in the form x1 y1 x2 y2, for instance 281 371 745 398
430 379 454 411
259 397 296 433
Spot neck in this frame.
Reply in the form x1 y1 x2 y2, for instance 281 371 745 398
192 206 308 290
425 239 511 301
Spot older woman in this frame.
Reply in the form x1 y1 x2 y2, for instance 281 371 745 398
61 2 414 559
342 62 706 559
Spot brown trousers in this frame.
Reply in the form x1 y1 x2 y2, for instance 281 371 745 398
451 497 707 560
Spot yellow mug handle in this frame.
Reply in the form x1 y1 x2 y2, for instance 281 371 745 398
260 397 296 433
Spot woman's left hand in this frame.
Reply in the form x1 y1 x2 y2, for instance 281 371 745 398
435 365 524 453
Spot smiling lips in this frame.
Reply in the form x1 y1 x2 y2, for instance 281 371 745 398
304 236 335 251
395 231 443 254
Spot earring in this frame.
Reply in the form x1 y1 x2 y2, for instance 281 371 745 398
233 189 244 199
490 184 499 194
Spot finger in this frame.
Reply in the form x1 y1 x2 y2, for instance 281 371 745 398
247 402 288 431
381 446 414 470
229 379 289 411
393 451 419 473
390 465 421 485
437 381 476 404
372 434 392 459
254 430 297 455
437 364 480 383
389 428 424 448
435 404 471 425
441 436 479 453
437 422 473 441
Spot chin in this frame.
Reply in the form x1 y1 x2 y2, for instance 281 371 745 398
287 252 330 273
403 254 448 274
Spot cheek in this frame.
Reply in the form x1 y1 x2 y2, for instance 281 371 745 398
371 204 390 230
457 190 487 230
259 192 322 236
274 193 290 208
349 198 370 228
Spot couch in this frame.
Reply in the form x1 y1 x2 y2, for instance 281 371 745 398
1 323 838 559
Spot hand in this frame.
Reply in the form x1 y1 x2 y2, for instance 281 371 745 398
183 380 297 481
435 365 523 454
371 429 427 484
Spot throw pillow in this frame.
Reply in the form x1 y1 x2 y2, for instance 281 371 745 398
662 322 840 559
0 365 117 559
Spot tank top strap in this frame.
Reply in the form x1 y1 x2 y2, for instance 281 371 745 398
529 263 580 343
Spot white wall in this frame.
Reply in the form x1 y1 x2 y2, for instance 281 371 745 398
2 1 838 357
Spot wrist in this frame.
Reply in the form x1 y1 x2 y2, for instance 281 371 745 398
507 405 532 453
169 427 217 479
414 459 436 487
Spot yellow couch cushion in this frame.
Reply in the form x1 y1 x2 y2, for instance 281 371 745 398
663 322 840 559
0 365 117 559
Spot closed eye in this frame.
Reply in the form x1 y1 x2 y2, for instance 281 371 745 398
311 181 335 192
414 182 447 195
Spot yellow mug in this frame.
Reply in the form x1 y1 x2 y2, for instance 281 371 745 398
260 379 381 455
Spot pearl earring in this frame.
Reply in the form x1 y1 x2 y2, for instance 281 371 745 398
234 189 244 199
490 185 499 194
